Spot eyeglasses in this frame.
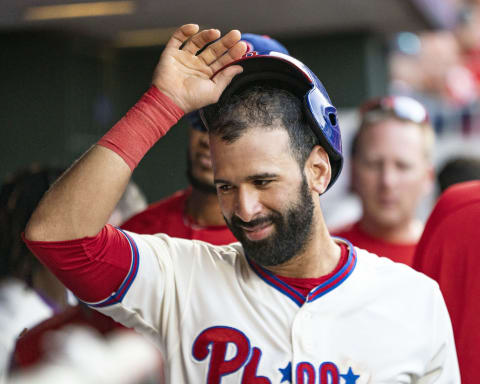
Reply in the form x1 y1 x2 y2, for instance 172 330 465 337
360 96 429 125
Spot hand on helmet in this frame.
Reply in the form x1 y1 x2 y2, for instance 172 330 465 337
152 24 247 113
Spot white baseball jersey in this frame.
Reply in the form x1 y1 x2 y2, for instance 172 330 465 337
87 230 460 383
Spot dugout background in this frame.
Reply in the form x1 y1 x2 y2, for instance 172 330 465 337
0 30 387 203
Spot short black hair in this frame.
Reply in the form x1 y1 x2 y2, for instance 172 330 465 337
207 85 317 168
438 157 480 193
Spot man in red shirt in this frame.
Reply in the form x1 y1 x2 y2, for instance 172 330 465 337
332 96 435 266
121 33 289 245
413 181 480 384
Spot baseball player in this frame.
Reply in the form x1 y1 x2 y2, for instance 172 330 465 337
24 25 459 383
413 180 480 384
121 33 289 245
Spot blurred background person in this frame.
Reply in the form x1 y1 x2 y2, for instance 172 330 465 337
9 327 163 384
413 180 480 384
456 4 480 99
389 30 479 133
108 181 147 226
389 28 480 135
11 179 146 373
0 165 69 382
332 96 435 266
121 33 290 244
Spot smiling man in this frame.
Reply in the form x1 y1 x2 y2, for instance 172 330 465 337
121 33 289 245
23 25 459 383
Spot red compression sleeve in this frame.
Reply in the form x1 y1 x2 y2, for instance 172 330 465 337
23 225 132 303
98 85 184 170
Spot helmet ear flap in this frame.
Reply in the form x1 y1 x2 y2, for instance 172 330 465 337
303 96 343 191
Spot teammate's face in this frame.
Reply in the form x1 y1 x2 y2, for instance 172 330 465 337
210 128 315 266
352 119 433 230
187 127 216 194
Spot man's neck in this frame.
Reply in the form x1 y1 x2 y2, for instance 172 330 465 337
358 217 423 244
185 187 226 227
265 222 341 279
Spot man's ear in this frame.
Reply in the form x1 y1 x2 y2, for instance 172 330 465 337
304 145 331 195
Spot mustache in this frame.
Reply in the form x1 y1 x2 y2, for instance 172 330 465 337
230 214 276 229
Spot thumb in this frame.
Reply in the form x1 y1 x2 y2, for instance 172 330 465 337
212 65 243 96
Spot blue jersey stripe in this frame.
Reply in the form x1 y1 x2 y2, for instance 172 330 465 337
88 228 139 308
247 257 305 307
307 238 357 302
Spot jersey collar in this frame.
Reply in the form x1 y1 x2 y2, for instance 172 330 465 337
246 238 357 307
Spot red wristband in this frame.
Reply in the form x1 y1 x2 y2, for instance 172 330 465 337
98 85 184 170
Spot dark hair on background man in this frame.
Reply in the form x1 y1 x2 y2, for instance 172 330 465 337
0 165 63 284
208 86 318 169
438 156 480 193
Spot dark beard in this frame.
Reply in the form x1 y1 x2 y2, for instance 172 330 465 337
186 152 217 195
225 175 315 267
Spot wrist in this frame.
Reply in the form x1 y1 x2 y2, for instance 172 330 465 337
148 84 186 116
97 86 185 170
151 83 188 113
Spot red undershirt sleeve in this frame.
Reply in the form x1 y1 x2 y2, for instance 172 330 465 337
23 225 133 303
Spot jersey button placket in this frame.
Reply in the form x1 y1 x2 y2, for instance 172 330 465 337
292 307 316 357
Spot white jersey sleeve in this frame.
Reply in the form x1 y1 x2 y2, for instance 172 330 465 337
84 231 229 347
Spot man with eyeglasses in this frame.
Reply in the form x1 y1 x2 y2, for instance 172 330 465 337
121 33 289 245
332 96 435 267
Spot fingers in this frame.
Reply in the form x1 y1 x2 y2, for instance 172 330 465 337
197 30 242 66
182 29 221 55
167 26 246 75
212 65 244 95
165 24 200 50
210 40 247 73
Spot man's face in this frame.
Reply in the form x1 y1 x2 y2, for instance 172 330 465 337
352 119 433 230
187 127 216 193
210 127 315 266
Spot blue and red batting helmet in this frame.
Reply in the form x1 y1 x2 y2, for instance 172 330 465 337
186 34 289 133
241 33 289 55
200 51 343 191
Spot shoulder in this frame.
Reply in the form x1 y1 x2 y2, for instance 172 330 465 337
413 181 480 273
354 247 440 296
127 231 243 266
418 181 480 248
430 180 480 221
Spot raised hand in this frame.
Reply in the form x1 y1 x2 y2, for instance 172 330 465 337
152 24 247 113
